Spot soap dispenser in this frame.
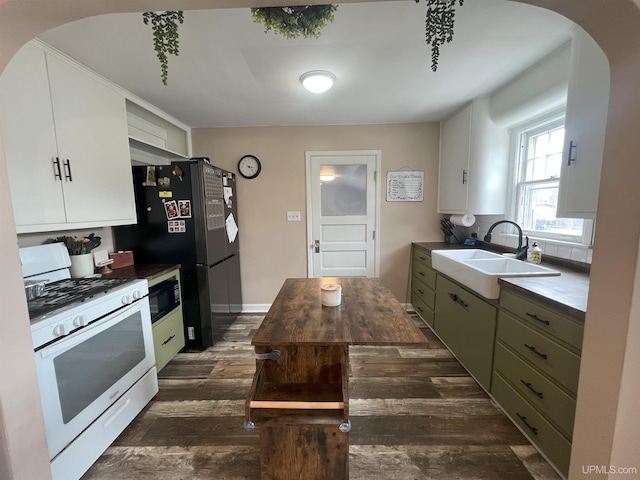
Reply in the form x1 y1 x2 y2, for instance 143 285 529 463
528 242 542 264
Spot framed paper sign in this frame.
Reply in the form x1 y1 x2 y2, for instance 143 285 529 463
386 171 424 201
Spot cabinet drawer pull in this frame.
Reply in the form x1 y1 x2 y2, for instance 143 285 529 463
418 255 427 261
524 343 548 360
53 157 62 180
416 306 424 313
520 379 544 399
462 169 468 184
516 413 538 435
63 159 73 181
162 334 176 345
447 292 468 309
526 312 550 326
418 271 425 277
417 289 425 294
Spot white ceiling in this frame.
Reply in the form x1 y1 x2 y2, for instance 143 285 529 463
38 0 573 128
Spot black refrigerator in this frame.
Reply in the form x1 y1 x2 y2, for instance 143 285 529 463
113 159 242 349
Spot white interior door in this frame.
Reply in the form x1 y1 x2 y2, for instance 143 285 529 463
306 151 380 278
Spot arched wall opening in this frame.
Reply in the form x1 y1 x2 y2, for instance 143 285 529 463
1 2 638 479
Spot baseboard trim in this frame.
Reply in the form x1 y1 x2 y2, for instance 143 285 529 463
241 304 271 314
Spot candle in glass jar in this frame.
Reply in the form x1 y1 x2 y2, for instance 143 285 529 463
321 283 342 307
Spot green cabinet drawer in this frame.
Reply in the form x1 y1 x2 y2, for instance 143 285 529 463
412 248 432 268
412 275 435 310
152 307 186 371
412 250 436 290
435 275 497 390
492 372 571 477
411 293 434 327
497 312 581 395
493 342 576 438
500 289 583 352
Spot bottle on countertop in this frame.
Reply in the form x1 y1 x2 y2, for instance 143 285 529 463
527 242 542 264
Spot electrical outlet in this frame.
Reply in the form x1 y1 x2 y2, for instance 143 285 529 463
287 211 301 222
188 327 195 340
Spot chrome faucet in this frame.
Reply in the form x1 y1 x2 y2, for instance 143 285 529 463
483 220 529 261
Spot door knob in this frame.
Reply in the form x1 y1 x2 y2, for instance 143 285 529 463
314 240 320 253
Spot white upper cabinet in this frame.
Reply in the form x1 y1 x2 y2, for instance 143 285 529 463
556 26 610 219
0 41 136 233
438 96 510 215
0 44 66 227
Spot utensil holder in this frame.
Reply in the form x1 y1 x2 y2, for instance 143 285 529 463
70 254 94 278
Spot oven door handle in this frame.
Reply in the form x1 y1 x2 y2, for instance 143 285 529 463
37 300 149 359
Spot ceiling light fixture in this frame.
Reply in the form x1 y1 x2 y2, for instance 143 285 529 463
300 70 336 94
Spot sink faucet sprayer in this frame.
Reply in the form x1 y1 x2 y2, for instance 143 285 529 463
483 220 529 261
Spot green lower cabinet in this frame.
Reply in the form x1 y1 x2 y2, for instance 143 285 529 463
493 342 576 438
492 372 572 477
152 307 186 371
411 291 434 327
434 275 497 390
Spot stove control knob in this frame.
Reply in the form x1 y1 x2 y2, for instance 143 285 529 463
53 324 69 337
73 316 88 328
121 294 132 305
132 290 143 300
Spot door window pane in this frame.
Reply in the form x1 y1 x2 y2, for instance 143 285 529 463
320 164 367 216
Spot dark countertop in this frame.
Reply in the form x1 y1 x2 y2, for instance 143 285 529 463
413 242 589 321
102 264 181 283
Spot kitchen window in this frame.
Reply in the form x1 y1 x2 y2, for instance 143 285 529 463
511 111 593 245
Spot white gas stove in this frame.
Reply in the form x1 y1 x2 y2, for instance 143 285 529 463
20 243 158 480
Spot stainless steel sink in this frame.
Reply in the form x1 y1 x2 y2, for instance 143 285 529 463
431 249 560 299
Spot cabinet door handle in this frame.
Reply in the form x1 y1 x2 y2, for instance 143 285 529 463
63 159 73 181
52 157 62 180
448 292 468 309
462 169 468 184
520 379 544 399
526 312 550 326
567 140 577 165
516 413 538 435
162 334 176 345
524 343 548 360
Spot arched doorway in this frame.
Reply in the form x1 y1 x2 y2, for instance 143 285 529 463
1 2 638 479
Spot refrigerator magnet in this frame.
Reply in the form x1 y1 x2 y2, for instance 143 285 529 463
158 176 170 187
144 166 157 187
178 200 192 218
164 200 179 219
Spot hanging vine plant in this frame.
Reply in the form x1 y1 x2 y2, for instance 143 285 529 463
143 11 184 85
417 0 464 71
251 5 338 39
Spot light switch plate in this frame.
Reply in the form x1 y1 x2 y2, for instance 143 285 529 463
287 211 301 221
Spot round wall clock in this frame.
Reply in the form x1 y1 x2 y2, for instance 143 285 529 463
238 155 262 179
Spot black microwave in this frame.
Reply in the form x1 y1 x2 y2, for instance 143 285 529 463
148 278 180 324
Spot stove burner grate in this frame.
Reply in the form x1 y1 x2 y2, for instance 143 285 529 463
27 277 132 320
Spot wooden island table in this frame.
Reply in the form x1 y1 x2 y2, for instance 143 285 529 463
245 277 427 479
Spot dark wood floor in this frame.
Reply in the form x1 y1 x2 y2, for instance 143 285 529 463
81 314 561 480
